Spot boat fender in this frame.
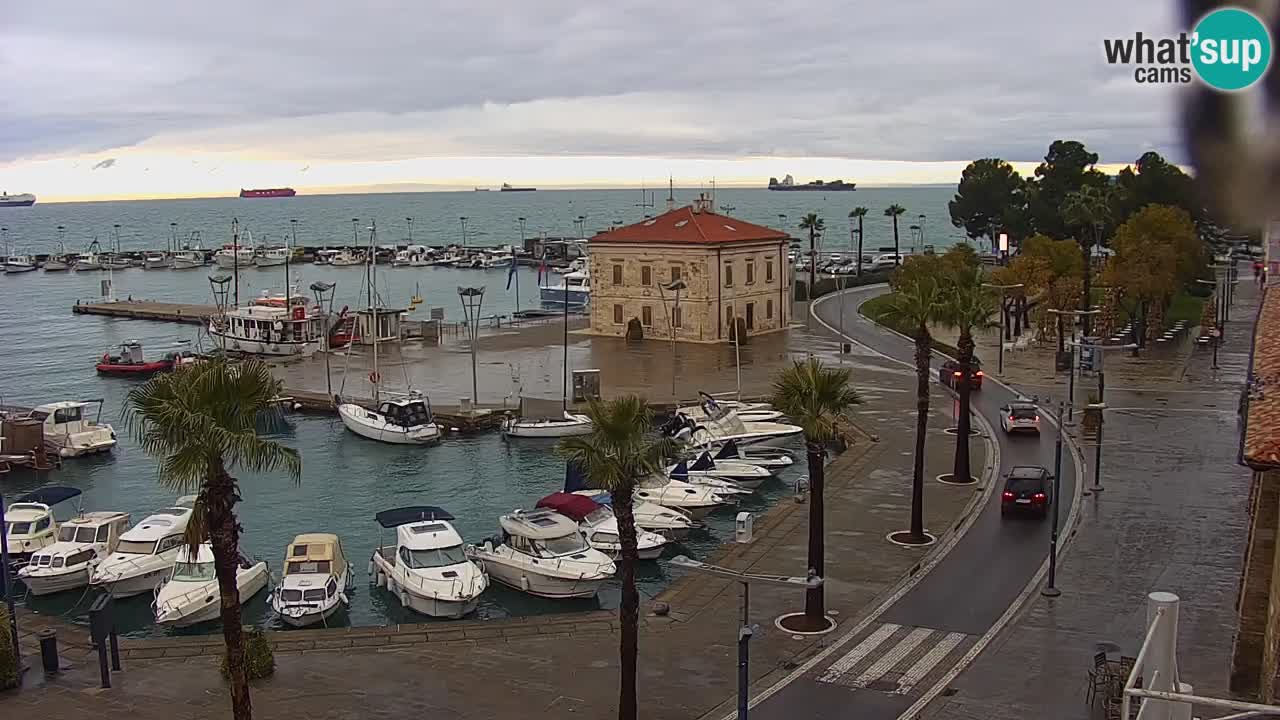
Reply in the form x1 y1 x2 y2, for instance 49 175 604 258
400 590 410 609
520 575 530 592
367 559 375 577
387 578 397 595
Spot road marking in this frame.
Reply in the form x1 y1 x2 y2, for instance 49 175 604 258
816 623 900 684
893 632 966 695
849 627 933 688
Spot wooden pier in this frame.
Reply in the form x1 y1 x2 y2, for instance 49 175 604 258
72 300 217 325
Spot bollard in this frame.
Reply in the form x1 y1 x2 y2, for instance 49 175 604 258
88 593 120 687
38 628 59 673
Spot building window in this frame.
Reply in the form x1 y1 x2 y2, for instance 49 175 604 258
766 260 775 283
726 306 734 326
766 299 774 319
724 263 734 287
672 306 682 328
613 304 624 324
642 306 653 327
612 264 623 285
671 265 682 283
746 303 755 330
746 260 755 285
641 265 652 286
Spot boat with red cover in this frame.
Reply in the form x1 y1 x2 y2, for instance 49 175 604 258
535 492 669 560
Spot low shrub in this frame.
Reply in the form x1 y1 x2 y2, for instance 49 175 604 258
219 627 274 681
0 607 17 690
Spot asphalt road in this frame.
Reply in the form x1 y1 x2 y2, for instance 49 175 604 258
750 284 1081 720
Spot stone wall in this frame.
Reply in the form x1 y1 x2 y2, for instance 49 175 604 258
1232 468 1280 698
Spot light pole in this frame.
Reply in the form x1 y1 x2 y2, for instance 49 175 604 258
575 215 586 240
668 555 822 720
1042 400 1065 598
310 281 337 401
657 278 687 400
918 214 927 247
458 286 485 407
1067 338 1136 495
515 217 528 312
1046 308 1100 420
406 216 414 245
981 282 1024 376
459 216 469 249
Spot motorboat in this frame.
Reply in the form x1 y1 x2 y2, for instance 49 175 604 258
254 246 290 267
502 397 593 438
18 511 132 596
208 295 325 357
633 476 732 520
74 242 104 271
269 533 354 628
535 493 668 560
170 249 203 269
663 402 802 449
4 486 82 567
392 245 430 267
21 400 116 457
3 254 37 273
677 403 783 423
214 244 255 268
540 268 590 308
143 251 169 269
95 340 194 376
339 393 442 445
466 508 615 599
153 544 270 627
570 490 696 541
91 497 197 599
43 252 73 272
369 507 488 619
677 393 777 419
668 452 773 489
477 249 513 269
329 249 364 266
101 253 132 270
705 439 795 471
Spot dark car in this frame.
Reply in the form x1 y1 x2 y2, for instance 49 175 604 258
939 359 983 390
1001 466 1052 517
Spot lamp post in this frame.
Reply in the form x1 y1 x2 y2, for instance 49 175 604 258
459 216 469 249
1066 338 1136 495
310 281 337 401
918 214 927 247
1046 308 1100 420
657 278 687 400
458 286 485 407
981 282 1024 376
575 215 586 240
1042 400 1065 597
406 216 414 245
668 555 822 720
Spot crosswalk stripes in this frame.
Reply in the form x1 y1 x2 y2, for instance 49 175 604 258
815 623 975 696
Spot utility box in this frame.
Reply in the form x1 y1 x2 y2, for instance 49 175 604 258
735 511 755 543
572 369 601 402
459 398 472 414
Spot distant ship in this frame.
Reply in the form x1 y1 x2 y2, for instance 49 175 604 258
0 192 36 207
767 175 856 192
500 183 536 192
239 188 297 198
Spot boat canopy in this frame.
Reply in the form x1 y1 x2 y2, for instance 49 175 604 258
16 486 82 507
564 461 592 493
690 452 715 472
535 492 601 522
285 533 345 574
499 508 581 540
714 440 740 460
375 506 454 528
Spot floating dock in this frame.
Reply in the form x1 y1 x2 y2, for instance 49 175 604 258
72 300 217 325
281 389 508 434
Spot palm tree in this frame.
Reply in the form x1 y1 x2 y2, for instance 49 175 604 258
884 278 943 544
123 359 300 720
770 358 860 629
849 207 869 276
938 269 997 484
798 213 825 308
558 396 676 720
1063 185 1113 335
884 204 906 266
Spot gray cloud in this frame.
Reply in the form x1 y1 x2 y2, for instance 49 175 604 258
1 0 1183 166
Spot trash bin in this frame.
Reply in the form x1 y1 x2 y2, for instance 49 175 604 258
735 512 755 543
39 628 59 673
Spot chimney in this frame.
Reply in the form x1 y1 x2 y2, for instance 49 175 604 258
691 192 712 214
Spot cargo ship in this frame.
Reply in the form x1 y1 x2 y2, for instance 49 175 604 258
767 175 855 192
0 192 36 207
239 188 297 198
500 183 536 192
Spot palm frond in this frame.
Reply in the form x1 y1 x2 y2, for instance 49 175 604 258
770 358 860 445
557 396 671 494
884 278 943 338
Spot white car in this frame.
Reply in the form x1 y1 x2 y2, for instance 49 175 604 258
1000 402 1041 434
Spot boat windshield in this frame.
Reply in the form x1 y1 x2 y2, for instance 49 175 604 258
115 539 158 555
57 526 97 543
173 561 216 582
537 533 589 556
6 522 32 535
404 545 467 569
584 506 612 524
285 560 332 575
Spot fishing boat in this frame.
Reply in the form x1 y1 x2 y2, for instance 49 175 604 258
329 249 364 266
214 244 254 269
170 249 203 269
17 400 117 457
4 253 36 273
73 240 104 270
209 296 325 357
43 255 72 272
18 511 132 596
255 246 290 267
101 253 132 270
466 508 615 599
143 251 169 269
392 245 430 267
535 492 668 560
369 506 488 619
91 497 197 599
153 544 270 627
4 487 82 567
269 533 354 628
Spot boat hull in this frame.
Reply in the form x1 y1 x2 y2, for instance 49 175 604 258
92 566 171 599
209 327 321 357
539 288 590 306
154 563 270 627
502 416 592 438
254 257 288 267
96 361 173 376
43 262 71 272
4 264 36 273
19 566 91 596
170 258 202 269
481 560 607 599
143 258 169 269
276 601 344 628
338 404 442 444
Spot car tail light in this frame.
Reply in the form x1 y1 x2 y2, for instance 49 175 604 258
1032 492 1047 503
976 371 984 377
954 371 962 377
1009 416 1016 422
1002 491 1015 500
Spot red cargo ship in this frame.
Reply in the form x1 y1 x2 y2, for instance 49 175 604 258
239 187 296 198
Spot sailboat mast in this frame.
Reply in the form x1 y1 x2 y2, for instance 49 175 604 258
562 276 569 412
369 221 379 404
733 298 742 401
232 218 240 306
286 219 295 306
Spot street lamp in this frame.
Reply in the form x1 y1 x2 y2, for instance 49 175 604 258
1066 338 1137 495
981 282 1024 375
406 217 414 245
668 555 822 720
459 216 469 249
310 281 337 402
657 278 687 400
458 286 485 407
1042 400 1066 597
1046 308 1101 420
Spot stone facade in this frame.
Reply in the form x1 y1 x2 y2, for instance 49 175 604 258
588 238 791 343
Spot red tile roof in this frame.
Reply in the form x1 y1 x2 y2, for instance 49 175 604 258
591 206 789 245
1246 287 1280 467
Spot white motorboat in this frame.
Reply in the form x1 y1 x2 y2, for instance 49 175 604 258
539 268 590 307
74 241 104 271
269 533 354 628
570 490 696 541
668 452 774 488
101 254 132 270
254 246 290 267
704 439 795 471
4 254 36 273
339 394 442 445
208 294 325 357
170 249 203 269
677 393 780 422
664 404 802 449
18 511 131 596
392 245 430 267
153 544 270 627
477 249 512 269
19 400 117 457
214 244 255 268
369 506 488 619
633 476 732 520
466 508 615 599
43 253 73 272
4 486 82 567
536 493 668 560
501 399 593 438
91 497 197 599
678 404 783 423
143 252 169 269
329 249 364 266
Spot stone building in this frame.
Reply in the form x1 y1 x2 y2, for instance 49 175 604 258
586 194 792 343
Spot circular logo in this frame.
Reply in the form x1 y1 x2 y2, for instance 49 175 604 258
1192 7 1273 91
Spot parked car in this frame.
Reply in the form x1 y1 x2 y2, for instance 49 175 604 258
869 253 904 271
939 359 983 390
1001 466 1052 518
1000 401 1040 434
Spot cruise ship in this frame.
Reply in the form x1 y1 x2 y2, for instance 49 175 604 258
239 188 296 198
767 175 856 191
0 192 36 207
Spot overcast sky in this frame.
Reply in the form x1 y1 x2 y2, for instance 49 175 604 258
1 1 1185 199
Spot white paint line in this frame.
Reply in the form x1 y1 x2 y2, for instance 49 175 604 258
893 632 967 695
816 623 901 684
850 627 934 688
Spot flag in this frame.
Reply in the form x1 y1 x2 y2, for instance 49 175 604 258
506 258 516 290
